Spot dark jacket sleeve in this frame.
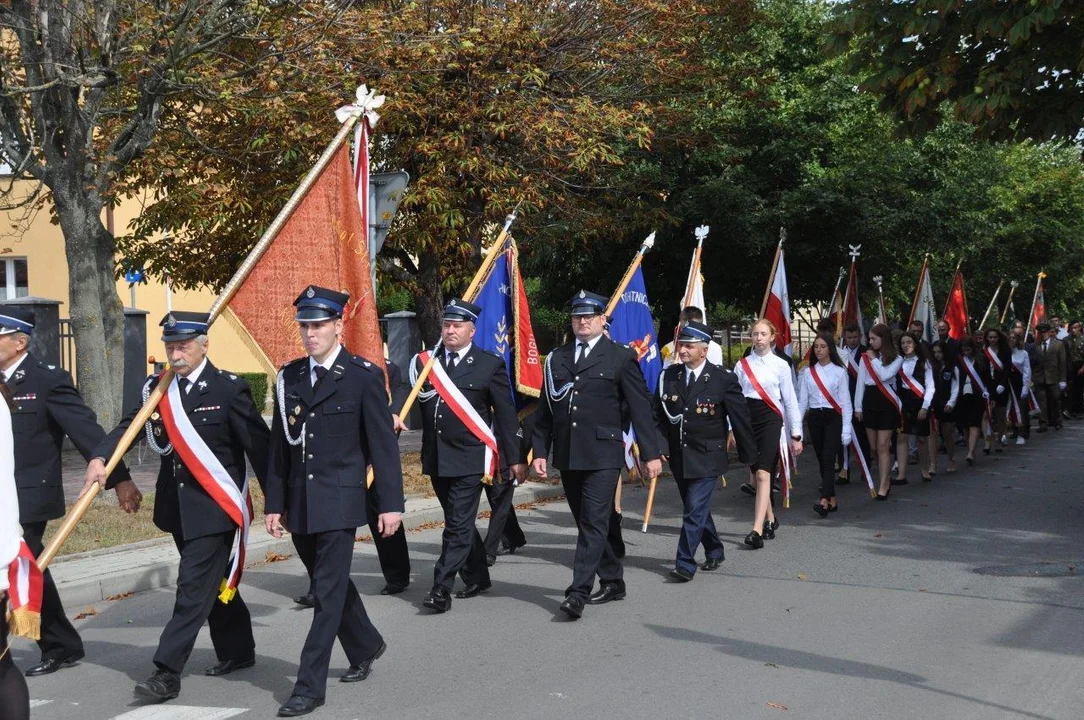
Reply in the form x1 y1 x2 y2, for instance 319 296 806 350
489 360 523 466
229 378 272 493
721 371 756 466
618 351 661 461
361 367 405 515
386 360 411 412
54 370 131 488
263 384 288 515
531 387 554 462
652 376 670 458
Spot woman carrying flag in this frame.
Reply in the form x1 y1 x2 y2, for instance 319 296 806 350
0 383 31 720
1008 328 1033 445
797 333 851 518
854 324 902 500
894 332 936 485
733 320 802 548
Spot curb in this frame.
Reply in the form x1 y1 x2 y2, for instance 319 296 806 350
49 482 566 609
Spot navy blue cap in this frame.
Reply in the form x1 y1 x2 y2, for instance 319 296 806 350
567 290 607 317
442 298 481 323
160 311 210 342
294 285 349 322
0 306 34 335
677 320 713 344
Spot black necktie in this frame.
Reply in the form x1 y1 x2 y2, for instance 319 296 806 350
687 370 695 387
444 351 457 369
313 365 328 391
178 377 191 394
576 342 588 365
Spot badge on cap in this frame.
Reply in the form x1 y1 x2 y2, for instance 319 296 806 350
306 286 316 298
450 298 457 306
579 290 586 298
167 314 177 327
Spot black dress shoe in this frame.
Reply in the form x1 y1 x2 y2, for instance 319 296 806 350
836 474 850 485
744 531 764 549
890 476 909 486
740 482 756 496
293 592 315 608
700 556 723 571
24 650 85 677
763 518 778 540
204 657 255 676
341 641 386 683
134 669 181 702
455 581 492 599
277 694 325 717
380 583 407 596
422 586 452 613
496 541 525 556
814 503 829 518
668 567 694 582
587 585 626 605
559 596 584 619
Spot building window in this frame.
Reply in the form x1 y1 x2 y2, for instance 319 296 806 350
4 258 28 299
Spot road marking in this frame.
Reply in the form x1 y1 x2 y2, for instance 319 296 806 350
30 699 53 708
110 707 248 719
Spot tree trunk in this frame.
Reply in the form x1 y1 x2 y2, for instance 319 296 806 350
415 252 444 347
52 188 125 428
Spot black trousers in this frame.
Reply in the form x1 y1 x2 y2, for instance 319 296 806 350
482 474 526 558
21 521 82 660
291 529 383 699
1071 361 1084 414
431 474 489 589
0 598 29 720
808 409 843 500
306 493 410 594
561 469 623 602
154 531 254 674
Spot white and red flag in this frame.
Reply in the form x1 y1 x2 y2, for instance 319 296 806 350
761 237 792 355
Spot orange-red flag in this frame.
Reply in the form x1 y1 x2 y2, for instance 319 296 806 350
943 269 970 340
226 139 385 374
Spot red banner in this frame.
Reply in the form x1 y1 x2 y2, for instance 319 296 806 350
226 134 385 374
512 249 542 395
1030 280 1046 331
943 270 970 340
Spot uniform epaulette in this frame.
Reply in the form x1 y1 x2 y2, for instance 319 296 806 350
479 349 502 361
350 354 377 371
36 360 60 372
281 357 307 370
216 368 241 382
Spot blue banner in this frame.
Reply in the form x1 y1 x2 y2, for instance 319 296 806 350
609 266 662 393
474 250 516 402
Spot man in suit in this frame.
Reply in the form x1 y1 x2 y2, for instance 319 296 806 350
293 357 411 607
0 306 137 676
265 286 403 717
532 290 662 620
83 311 270 702
414 298 524 612
654 321 756 581
1032 322 1067 432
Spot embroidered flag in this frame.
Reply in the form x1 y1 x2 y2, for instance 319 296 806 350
943 269 970 341
7 539 42 640
908 258 938 344
609 266 662 394
842 257 865 343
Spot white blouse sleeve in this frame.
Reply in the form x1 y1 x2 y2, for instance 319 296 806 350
797 368 811 419
837 368 853 431
0 399 20 593
921 365 936 411
878 356 903 381
855 360 868 413
947 368 960 408
779 361 803 438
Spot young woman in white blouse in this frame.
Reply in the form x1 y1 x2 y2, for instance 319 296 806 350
0 386 30 720
894 332 936 485
854 323 902 500
955 337 989 465
733 320 802 548
798 333 851 517
1008 329 1032 445
928 340 960 474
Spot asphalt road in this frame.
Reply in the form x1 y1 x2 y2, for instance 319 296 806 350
19 425 1084 719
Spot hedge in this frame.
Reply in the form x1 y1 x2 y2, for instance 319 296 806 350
238 372 270 412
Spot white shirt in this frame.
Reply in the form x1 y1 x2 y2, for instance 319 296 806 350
733 349 802 437
309 345 342 387
0 397 19 593
575 334 603 361
178 357 209 393
899 355 936 411
683 359 707 385
1 351 29 382
854 355 902 412
1011 348 1032 396
442 342 473 367
798 362 853 443
663 340 724 368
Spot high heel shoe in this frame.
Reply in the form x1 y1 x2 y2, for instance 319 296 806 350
763 518 778 540
966 456 974 466
875 487 891 501
744 530 764 549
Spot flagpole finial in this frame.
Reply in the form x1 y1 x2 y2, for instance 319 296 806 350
872 275 883 288
1038 271 1047 279
838 266 846 280
779 227 787 244
848 244 861 259
336 84 386 127
694 225 709 242
642 231 656 250
1011 279 1019 288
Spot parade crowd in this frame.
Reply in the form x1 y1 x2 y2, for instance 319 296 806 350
0 288 1079 718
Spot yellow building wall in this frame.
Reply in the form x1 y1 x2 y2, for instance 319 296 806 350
0 191 269 379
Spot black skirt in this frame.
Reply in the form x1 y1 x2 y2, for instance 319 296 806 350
861 385 900 431
901 398 931 437
956 392 986 428
747 398 783 473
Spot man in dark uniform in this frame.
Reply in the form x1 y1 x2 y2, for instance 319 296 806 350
83 311 270 702
293 357 411 606
265 286 403 717
0 306 137 676
483 406 533 567
532 290 662 620
414 298 524 612
654 321 756 581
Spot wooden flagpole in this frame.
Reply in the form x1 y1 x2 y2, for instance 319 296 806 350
999 280 1019 325
38 113 368 571
1024 271 1046 341
977 280 1004 330
759 229 785 318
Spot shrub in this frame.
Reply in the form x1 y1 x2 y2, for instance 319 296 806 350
238 372 270 412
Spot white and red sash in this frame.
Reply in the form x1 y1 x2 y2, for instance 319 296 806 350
810 364 873 495
740 357 794 507
862 354 902 420
6 538 42 639
420 351 499 481
844 348 860 380
959 356 994 427
158 375 252 603
897 359 926 401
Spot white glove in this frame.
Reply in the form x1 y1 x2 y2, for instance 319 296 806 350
996 385 1005 395
1059 381 1067 391
1021 387 1029 398
842 433 852 447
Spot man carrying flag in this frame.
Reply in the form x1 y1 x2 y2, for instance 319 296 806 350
84 311 271 703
